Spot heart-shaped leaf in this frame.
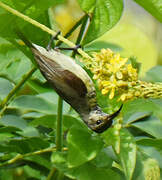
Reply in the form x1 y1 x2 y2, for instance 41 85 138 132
77 0 123 45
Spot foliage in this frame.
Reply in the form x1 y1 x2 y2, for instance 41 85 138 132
133 0 162 23
0 0 161 180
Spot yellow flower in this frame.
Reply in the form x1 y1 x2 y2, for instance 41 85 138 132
81 48 162 102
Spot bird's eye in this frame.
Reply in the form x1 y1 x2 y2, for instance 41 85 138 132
96 120 102 125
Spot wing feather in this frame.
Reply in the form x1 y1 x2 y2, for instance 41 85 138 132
32 48 87 98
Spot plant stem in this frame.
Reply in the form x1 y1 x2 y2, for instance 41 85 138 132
46 97 63 180
46 168 57 180
56 97 63 151
48 13 89 180
45 12 87 180
76 14 89 46
0 1 92 60
53 15 89 180
72 14 89 58
0 147 68 168
0 67 37 116
56 14 87 47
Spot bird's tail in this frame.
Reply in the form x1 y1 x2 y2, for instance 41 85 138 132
14 29 34 49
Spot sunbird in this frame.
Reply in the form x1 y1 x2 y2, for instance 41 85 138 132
17 32 122 133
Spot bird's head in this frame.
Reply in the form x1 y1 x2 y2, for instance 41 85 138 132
86 105 123 133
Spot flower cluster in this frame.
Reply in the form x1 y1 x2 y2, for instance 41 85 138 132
81 48 162 102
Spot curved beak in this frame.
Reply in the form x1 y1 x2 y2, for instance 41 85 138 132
94 104 123 133
108 104 123 120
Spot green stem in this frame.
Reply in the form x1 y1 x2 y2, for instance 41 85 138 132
76 14 89 46
0 147 68 168
49 13 89 180
46 168 57 180
0 1 92 60
54 14 89 180
56 14 87 47
46 97 63 180
72 14 89 58
47 97 63 180
0 67 37 116
56 97 63 151
45 12 89 180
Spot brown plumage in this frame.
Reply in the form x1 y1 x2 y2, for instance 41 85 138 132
30 44 122 133
15 30 122 133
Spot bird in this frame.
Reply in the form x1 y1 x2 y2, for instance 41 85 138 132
16 32 122 133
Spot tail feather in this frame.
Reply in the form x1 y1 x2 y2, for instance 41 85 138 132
14 29 34 48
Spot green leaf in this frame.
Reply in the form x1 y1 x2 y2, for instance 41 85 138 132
9 95 58 114
0 115 27 130
134 0 162 22
51 151 68 171
0 43 32 82
77 0 96 12
0 133 14 142
67 162 121 180
23 165 42 179
0 168 13 180
37 92 71 114
31 70 46 84
51 151 120 180
24 155 51 169
12 0 65 12
132 152 160 180
124 111 152 125
67 126 103 167
30 115 56 128
30 114 84 131
137 138 162 152
141 158 160 180
0 77 13 101
20 126 40 137
23 112 44 119
102 128 120 153
27 79 52 94
0 126 21 133
63 115 86 130
77 0 123 45
8 137 50 154
131 116 162 138
23 160 49 175
119 129 136 180
123 99 162 122
0 13 17 38
137 138 162 168
84 40 122 52
145 66 162 82
91 148 113 168
0 7 50 45
9 92 75 115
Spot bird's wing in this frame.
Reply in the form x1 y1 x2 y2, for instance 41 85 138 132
32 44 95 94
32 47 88 99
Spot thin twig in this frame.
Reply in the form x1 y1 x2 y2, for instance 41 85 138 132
56 14 87 47
0 67 37 117
46 168 57 180
0 147 68 168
